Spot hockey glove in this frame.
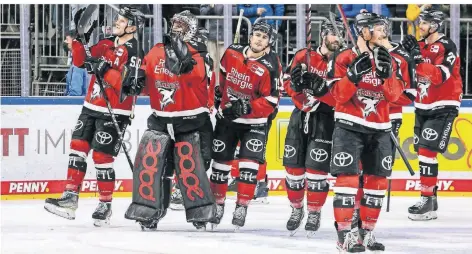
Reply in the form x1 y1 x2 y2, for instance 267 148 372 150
85 57 110 78
164 34 197 75
214 85 223 109
347 52 372 85
289 64 305 92
121 65 146 96
222 99 252 121
301 72 328 97
373 45 393 80
402 35 423 65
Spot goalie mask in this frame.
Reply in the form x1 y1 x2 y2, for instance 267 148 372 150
170 10 198 42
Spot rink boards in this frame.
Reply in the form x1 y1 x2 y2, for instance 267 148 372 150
1 97 472 200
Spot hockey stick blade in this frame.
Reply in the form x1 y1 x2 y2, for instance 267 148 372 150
77 5 98 38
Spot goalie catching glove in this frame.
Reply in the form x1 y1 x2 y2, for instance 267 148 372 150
164 34 197 75
222 99 252 121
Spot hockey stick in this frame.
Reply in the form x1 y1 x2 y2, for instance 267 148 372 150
234 9 244 44
78 4 134 172
305 4 311 66
130 15 141 120
333 6 415 176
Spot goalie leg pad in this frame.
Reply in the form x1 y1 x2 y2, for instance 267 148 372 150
125 130 173 222
174 131 216 223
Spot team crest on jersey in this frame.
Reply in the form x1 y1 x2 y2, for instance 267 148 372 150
90 81 102 100
302 89 318 111
418 76 431 102
356 89 385 118
155 80 180 110
227 87 250 101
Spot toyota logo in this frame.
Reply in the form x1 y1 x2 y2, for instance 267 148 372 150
284 145 296 158
422 128 438 141
310 149 328 162
414 134 419 145
95 131 113 145
74 120 84 131
381 156 392 170
332 152 353 167
246 139 263 153
212 139 226 153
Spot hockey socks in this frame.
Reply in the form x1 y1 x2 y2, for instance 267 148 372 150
418 148 438 196
210 161 232 204
93 151 115 202
333 175 359 231
65 139 90 192
360 175 387 230
285 167 305 208
306 168 329 212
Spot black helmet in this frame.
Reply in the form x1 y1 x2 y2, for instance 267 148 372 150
320 18 345 38
118 6 145 28
419 10 446 32
251 21 273 39
378 15 392 36
354 12 385 37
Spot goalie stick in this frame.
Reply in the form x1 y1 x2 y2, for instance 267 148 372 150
329 6 415 177
77 4 134 172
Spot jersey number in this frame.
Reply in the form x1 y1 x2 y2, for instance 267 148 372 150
446 52 456 66
130 56 142 68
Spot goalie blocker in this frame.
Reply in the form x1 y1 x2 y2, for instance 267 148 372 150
125 130 216 224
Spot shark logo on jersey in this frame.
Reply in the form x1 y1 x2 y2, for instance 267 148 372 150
155 81 180 110
418 77 431 102
90 82 101 100
261 59 273 69
357 89 385 118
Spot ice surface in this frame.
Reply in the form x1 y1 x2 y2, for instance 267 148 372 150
1 196 472 254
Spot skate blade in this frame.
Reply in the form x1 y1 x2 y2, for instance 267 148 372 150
408 211 437 221
93 218 110 227
251 197 270 204
44 203 76 220
306 230 316 238
169 203 185 211
233 225 241 232
288 226 301 236
210 223 219 231
367 250 384 253
195 226 207 232
140 225 157 231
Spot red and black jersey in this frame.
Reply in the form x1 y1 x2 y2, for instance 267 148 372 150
327 47 404 133
217 44 280 125
73 36 143 118
388 42 417 120
415 35 462 115
141 41 210 120
283 47 336 113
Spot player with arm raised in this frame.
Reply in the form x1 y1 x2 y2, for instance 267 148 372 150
401 10 462 221
44 6 144 227
123 11 216 231
209 22 279 230
326 12 404 252
282 19 344 237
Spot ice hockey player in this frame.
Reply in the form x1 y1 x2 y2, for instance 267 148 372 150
401 10 462 221
209 21 280 230
123 10 216 231
169 27 214 211
226 26 283 203
325 12 404 252
44 6 144 227
282 19 344 237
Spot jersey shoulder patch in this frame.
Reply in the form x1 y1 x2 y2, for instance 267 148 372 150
436 36 457 53
228 44 245 52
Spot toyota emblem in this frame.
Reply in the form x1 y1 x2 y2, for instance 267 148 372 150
212 139 226 153
381 156 392 170
284 145 296 158
332 152 353 167
310 148 328 162
95 131 113 145
74 120 84 131
246 139 263 153
422 128 438 141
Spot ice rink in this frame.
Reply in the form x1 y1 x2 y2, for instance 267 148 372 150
1 196 472 254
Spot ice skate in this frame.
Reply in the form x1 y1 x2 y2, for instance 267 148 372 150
408 195 437 221
193 222 207 231
232 204 248 230
336 223 365 253
210 203 225 230
359 228 385 252
44 191 78 220
286 206 304 236
305 211 321 238
170 184 184 211
252 177 269 204
92 201 112 227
